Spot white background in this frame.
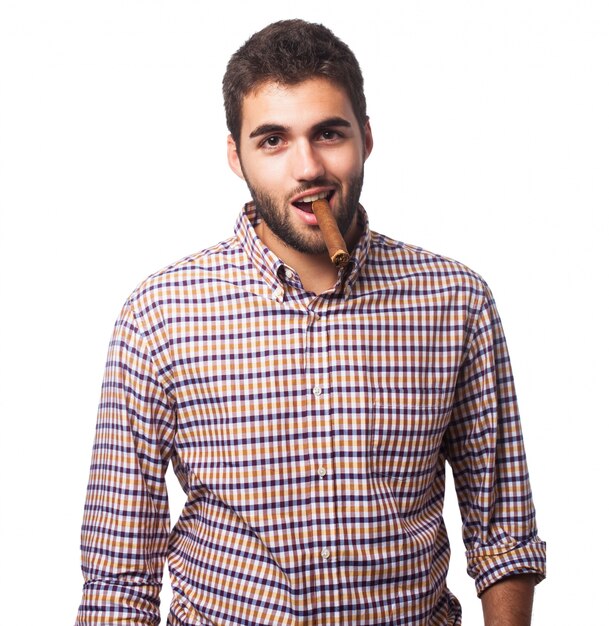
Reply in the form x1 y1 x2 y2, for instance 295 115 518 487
1 1 607 624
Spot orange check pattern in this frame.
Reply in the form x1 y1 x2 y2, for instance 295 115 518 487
76 204 545 625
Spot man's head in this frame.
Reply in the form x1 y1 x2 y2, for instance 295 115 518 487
223 19 367 150
223 20 372 257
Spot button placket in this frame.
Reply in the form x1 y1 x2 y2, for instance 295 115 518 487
305 300 338 575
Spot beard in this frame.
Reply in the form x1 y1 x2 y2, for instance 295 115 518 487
244 170 365 255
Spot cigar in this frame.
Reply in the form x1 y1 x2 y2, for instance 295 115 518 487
311 198 351 268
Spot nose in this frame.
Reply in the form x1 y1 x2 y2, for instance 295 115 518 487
291 139 325 181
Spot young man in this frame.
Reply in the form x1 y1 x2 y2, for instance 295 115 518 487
76 20 545 626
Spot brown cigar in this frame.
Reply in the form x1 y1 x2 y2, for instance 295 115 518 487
311 199 351 268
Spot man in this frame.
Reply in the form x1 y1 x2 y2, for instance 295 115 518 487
76 19 545 626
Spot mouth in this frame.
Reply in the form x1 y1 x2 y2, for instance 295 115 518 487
291 189 335 213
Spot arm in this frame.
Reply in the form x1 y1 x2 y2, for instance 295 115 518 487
481 574 536 626
443 283 545 616
76 301 175 625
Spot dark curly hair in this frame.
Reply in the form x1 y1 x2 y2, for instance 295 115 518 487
222 19 368 147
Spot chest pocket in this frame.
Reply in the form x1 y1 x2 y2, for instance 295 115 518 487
371 388 453 481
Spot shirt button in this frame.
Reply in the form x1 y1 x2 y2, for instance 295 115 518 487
318 466 327 478
312 385 322 397
272 287 282 300
321 548 330 560
284 269 294 279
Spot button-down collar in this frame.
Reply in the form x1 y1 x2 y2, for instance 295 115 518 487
233 202 372 299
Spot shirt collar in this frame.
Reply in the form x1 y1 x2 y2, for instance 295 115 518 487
234 202 371 296
342 205 371 292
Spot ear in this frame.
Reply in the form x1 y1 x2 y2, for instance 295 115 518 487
227 134 244 179
363 118 373 161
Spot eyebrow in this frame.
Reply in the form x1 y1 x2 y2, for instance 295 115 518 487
248 117 353 139
249 124 287 139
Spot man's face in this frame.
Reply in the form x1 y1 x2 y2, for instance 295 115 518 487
227 77 373 255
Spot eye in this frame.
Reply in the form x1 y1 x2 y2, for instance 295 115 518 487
261 135 282 149
319 130 342 141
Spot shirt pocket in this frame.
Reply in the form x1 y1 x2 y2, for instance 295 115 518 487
371 388 452 482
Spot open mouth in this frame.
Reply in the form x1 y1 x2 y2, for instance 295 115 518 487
292 190 334 213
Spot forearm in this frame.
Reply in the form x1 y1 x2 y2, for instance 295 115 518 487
480 574 536 626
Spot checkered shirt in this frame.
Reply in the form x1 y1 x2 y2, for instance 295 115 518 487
76 204 546 625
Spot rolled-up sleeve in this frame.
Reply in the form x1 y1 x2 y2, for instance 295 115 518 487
444 285 546 596
76 301 175 625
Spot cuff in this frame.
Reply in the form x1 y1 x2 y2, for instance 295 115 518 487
466 535 547 596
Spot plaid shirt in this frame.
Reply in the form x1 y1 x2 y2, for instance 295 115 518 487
77 204 545 625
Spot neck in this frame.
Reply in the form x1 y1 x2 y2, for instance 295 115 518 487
255 215 361 295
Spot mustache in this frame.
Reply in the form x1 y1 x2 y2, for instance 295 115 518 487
286 180 336 198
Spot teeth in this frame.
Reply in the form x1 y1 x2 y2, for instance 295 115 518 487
298 191 329 203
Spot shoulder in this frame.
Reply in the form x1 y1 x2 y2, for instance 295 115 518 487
367 230 490 298
124 235 243 313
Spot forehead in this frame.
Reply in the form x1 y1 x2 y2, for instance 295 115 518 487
240 77 357 134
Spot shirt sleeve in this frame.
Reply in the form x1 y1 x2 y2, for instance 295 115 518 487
76 300 175 625
443 284 546 596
